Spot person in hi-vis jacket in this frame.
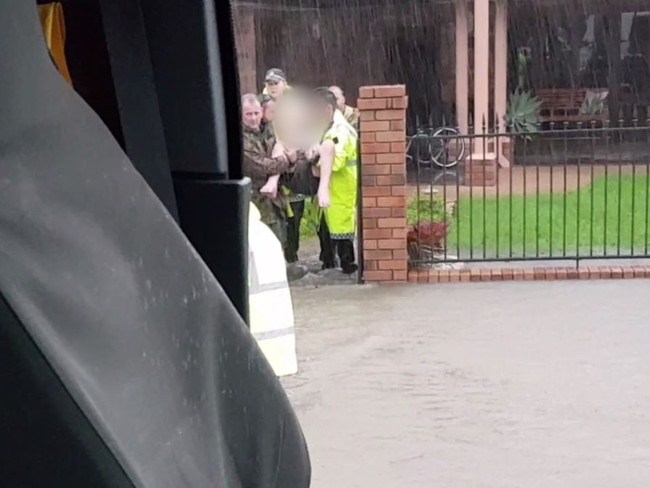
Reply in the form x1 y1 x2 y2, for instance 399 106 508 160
309 87 359 274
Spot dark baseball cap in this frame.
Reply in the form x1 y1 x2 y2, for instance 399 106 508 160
265 68 287 83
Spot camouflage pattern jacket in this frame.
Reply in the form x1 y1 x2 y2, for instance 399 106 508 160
242 124 291 224
342 105 360 128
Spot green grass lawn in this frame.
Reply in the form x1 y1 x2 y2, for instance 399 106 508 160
409 175 650 258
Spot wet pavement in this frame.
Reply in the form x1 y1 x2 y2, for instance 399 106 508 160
287 237 359 287
283 281 650 487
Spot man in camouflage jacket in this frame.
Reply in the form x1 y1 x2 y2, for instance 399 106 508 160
329 86 359 128
241 94 295 245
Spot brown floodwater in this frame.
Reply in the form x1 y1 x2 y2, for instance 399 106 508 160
283 280 650 487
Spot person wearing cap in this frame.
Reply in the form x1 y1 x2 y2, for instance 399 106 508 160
263 68 291 99
261 69 307 263
329 85 359 128
309 87 359 274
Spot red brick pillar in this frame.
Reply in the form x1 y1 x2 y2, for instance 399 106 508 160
357 85 409 283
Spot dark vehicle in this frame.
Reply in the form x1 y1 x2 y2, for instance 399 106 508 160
0 1 310 487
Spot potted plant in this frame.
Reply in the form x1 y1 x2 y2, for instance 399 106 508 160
407 197 453 265
407 221 451 264
502 90 541 165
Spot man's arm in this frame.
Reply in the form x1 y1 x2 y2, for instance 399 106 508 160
242 143 291 181
316 140 335 208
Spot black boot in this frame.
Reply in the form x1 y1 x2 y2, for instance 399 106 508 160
337 239 358 274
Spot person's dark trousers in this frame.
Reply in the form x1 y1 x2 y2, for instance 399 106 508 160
267 206 288 250
318 216 336 269
284 199 305 263
335 238 357 274
318 217 357 273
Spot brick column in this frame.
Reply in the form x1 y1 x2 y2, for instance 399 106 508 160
232 5 257 94
357 85 409 283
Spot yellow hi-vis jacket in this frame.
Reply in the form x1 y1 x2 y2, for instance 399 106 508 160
334 109 358 138
321 118 358 239
247 203 298 377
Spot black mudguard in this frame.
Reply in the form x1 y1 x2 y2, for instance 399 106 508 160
0 3 310 487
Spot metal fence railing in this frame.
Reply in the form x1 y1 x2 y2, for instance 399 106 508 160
407 119 650 268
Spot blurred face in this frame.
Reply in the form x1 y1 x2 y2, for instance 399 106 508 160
265 79 286 98
242 100 262 130
273 89 322 150
263 100 276 123
329 87 346 111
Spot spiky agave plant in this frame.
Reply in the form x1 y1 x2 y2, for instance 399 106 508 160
505 90 541 139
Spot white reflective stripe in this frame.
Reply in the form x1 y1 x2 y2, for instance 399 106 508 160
250 252 285 287
253 326 295 342
250 281 290 294
249 256 293 337
347 159 358 167
249 249 290 294
248 250 257 288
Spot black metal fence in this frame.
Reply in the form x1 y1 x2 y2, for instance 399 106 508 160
407 119 650 268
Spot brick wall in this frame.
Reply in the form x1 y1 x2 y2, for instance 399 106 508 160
232 4 257 94
356 85 650 286
357 85 409 283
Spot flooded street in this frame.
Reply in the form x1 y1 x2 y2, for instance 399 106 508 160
283 281 650 487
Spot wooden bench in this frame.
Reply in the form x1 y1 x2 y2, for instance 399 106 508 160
536 88 608 125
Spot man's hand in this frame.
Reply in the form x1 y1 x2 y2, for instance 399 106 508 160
305 143 320 161
284 148 298 164
274 153 289 165
317 187 331 208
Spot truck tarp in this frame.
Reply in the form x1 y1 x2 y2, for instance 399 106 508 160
0 3 310 487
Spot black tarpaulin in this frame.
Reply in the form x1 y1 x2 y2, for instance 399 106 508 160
0 2 310 487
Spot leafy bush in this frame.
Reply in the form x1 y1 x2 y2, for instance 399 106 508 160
407 197 446 224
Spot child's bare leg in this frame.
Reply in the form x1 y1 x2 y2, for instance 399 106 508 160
260 174 280 198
